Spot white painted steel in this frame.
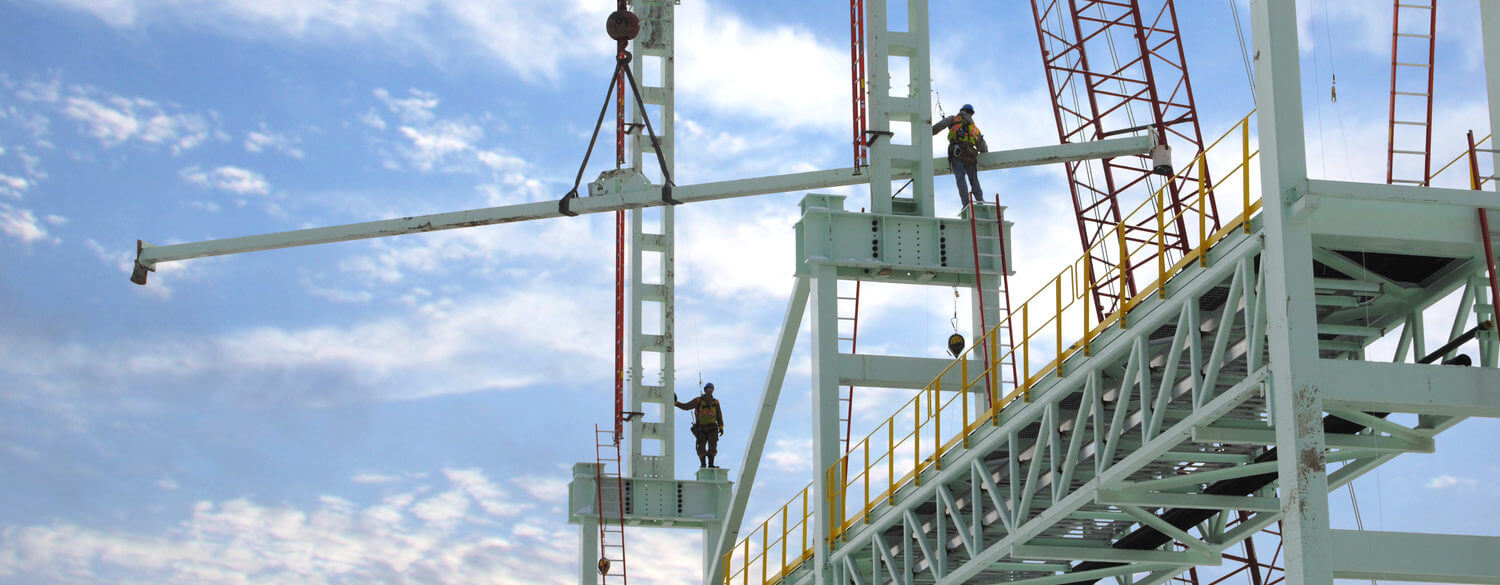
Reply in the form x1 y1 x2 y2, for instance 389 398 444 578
133 138 1151 274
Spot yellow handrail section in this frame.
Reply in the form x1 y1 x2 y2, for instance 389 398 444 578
721 112 1263 585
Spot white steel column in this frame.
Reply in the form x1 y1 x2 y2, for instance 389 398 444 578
708 277 811 585
810 262 842 585
1485 2 1500 182
865 0 936 216
1251 2 1332 585
629 0 678 480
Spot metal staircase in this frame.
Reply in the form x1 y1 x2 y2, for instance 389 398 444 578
723 113 1500 585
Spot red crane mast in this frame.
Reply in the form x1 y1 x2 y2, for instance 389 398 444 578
1029 0 1218 320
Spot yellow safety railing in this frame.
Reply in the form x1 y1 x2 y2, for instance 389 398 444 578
722 486 815 585
722 111 1264 585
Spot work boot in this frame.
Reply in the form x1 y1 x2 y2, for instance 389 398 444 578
708 455 716 468
698 455 706 468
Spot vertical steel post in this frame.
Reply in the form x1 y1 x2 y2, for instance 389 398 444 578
627 0 678 481
1251 2 1332 585
810 262 842 585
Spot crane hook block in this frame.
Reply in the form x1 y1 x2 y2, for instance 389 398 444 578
606 10 640 41
947 333 966 358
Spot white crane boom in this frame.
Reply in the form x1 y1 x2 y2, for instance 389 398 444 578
132 135 1152 284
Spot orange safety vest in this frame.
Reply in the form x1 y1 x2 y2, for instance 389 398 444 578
947 116 980 145
695 397 721 425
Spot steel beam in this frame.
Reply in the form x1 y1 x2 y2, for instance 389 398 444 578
1252 3 1333 585
131 136 1152 277
1319 359 1500 417
835 354 985 390
1484 1 1500 183
1329 530 1500 584
708 277 811 584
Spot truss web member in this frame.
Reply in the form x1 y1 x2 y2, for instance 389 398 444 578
932 103 989 207
674 382 725 468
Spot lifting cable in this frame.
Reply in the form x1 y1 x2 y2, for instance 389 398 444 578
1229 0 1256 104
560 9 677 218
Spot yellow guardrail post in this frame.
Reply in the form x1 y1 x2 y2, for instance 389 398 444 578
1055 272 1065 375
961 378 970 447
863 438 871 522
1242 117 1252 234
1198 155 1209 267
801 489 808 559
761 524 768 585
1116 224 1129 329
1157 187 1166 299
1021 303 1031 402
914 397 922 484
742 538 749 585
780 504 788 577
886 422 894 504
1082 258 1092 356
933 384 942 469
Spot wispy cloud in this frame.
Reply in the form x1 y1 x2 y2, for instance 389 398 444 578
765 438 813 472
58 92 216 154
244 123 305 159
0 203 50 244
1425 474 1478 490
0 467 590 585
180 165 271 195
369 88 497 173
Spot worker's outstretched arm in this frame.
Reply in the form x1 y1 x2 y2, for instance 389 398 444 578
931 115 952 135
673 395 695 410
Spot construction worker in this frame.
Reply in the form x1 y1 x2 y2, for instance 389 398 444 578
674 382 725 468
932 104 989 207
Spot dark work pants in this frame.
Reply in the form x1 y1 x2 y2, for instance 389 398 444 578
691 424 719 463
951 156 983 207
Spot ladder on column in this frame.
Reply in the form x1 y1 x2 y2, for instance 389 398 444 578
1385 0 1438 187
965 197 1019 399
836 277 864 455
594 426 630 585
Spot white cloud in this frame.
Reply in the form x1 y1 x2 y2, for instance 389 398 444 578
0 203 49 244
156 478 179 490
370 88 502 172
60 92 215 154
1425 474 1478 490
352 471 427 485
0 172 29 199
180 165 271 195
244 124 305 159
0 467 594 585
765 438 813 472
676 1 847 132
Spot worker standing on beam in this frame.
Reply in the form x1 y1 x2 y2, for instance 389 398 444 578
674 382 725 468
932 104 989 207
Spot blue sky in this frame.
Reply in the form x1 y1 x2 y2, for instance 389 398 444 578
1 0 1498 583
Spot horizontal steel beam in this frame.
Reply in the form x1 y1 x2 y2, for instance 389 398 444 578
836 354 986 390
1320 359 1500 417
132 136 1154 281
1011 543 1217 565
1330 530 1500 584
1308 178 1500 209
1191 425 1435 453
